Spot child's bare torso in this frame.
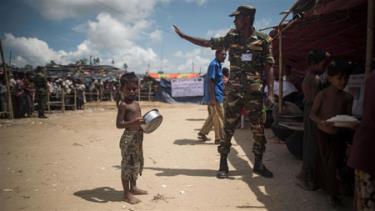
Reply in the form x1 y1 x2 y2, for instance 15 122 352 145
318 86 352 134
124 101 142 131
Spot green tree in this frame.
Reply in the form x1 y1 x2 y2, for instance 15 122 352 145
76 58 88 65
46 60 57 67
93 57 100 65
24 64 33 70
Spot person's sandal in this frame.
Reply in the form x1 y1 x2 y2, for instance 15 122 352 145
197 132 208 141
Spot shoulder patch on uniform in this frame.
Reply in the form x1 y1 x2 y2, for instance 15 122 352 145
228 28 237 34
227 28 239 37
254 31 272 43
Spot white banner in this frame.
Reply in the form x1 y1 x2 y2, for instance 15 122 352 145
171 78 204 97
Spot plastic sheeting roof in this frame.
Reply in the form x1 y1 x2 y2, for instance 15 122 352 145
272 0 371 78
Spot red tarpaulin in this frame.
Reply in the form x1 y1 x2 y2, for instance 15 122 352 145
272 0 372 79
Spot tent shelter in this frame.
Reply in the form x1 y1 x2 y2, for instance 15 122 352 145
271 0 374 112
272 0 372 78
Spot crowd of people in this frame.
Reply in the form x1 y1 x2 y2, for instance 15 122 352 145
0 67 121 118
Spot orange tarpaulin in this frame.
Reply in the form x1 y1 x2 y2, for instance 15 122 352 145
147 72 200 79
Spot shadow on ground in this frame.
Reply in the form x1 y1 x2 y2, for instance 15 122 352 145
185 118 206 121
74 187 123 203
227 130 274 209
173 138 216 145
227 129 352 210
145 166 245 179
112 165 121 169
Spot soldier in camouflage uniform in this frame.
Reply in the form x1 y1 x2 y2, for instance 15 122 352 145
174 5 275 178
33 66 48 118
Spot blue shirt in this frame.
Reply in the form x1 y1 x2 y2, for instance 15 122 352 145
203 58 224 104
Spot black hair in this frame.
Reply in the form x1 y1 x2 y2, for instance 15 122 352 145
222 67 229 77
307 50 328 65
215 49 226 55
120 72 138 87
326 59 352 77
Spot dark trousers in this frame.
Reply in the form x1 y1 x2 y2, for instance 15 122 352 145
36 94 47 117
302 103 318 180
314 130 345 196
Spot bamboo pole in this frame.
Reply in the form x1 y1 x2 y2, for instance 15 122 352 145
62 89 65 112
365 0 374 79
138 78 141 101
73 89 77 111
47 91 51 112
0 40 14 119
148 83 151 102
278 29 284 114
274 1 300 114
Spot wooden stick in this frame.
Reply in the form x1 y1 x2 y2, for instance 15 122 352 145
73 89 77 111
278 29 284 114
365 0 374 79
62 89 65 112
274 1 300 114
47 91 51 112
0 40 14 119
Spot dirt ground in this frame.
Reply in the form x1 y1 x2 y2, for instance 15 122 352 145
0 102 352 211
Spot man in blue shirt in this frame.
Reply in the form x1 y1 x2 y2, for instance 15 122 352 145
198 49 226 144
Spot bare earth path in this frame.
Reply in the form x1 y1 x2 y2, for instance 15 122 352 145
0 102 351 210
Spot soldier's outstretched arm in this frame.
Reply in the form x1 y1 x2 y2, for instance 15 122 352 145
173 25 211 48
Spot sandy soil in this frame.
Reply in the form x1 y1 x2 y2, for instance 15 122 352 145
0 102 352 211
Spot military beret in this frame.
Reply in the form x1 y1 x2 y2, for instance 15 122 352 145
229 5 256 17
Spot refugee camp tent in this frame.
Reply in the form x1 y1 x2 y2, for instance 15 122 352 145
271 0 372 78
269 0 374 156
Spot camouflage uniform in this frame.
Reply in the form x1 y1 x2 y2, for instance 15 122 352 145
33 72 48 117
210 28 274 162
120 130 144 181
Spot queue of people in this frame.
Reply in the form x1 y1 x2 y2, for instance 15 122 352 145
0 66 121 118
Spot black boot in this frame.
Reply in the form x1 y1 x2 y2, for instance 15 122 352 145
216 154 228 179
253 156 273 178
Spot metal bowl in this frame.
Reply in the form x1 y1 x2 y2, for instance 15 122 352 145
141 109 163 134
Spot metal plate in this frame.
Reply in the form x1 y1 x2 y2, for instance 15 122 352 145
141 109 163 134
